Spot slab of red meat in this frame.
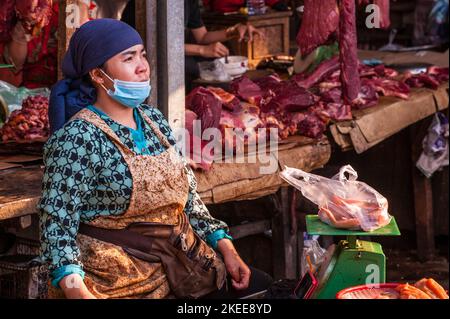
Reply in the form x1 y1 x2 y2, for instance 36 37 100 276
404 72 440 90
402 67 448 90
261 81 317 113
297 113 327 139
339 0 361 103
0 95 50 142
427 66 449 83
0 0 16 42
320 87 342 104
296 0 340 56
369 78 410 99
15 0 53 35
322 102 353 121
184 110 215 171
206 86 242 112
229 76 263 106
354 81 380 109
220 103 264 152
185 87 222 132
359 63 398 79
293 56 340 89
253 74 282 99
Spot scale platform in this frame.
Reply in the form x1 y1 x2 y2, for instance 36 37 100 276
306 215 401 237
305 215 400 299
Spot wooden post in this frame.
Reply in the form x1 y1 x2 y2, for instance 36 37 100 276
156 0 185 129
144 0 158 107
271 187 298 279
410 119 435 261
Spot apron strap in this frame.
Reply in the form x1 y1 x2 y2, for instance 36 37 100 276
137 108 173 150
70 108 135 157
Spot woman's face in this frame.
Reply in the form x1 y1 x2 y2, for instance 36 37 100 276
97 44 150 88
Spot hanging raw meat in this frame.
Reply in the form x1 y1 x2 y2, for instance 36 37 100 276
339 0 361 103
15 0 53 36
296 0 340 57
0 0 16 42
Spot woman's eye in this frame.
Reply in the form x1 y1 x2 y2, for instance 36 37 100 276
124 57 133 62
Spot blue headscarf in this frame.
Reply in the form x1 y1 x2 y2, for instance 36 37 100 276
49 18 143 133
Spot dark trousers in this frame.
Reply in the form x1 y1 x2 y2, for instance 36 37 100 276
201 267 273 299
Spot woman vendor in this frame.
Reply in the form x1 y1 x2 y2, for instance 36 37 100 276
39 18 272 299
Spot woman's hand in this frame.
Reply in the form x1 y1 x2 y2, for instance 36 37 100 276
217 238 251 290
199 42 230 58
59 274 97 299
234 23 265 42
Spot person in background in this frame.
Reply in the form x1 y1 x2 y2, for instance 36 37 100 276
185 0 265 91
203 0 289 13
0 1 58 89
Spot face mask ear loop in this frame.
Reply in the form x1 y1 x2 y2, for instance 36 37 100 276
98 68 115 93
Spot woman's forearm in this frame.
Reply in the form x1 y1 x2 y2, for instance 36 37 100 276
198 29 229 45
217 238 237 258
185 43 205 56
198 24 241 45
59 274 96 299
5 40 28 70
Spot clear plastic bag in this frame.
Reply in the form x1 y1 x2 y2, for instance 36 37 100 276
301 235 326 278
280 165 392 232
0 80 50 115
198 60 231 82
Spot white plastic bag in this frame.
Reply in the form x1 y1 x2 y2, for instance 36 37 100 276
280 165 392 232
301 235 326 278
416 112 449 178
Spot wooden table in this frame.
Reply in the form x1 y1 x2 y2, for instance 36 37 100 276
0 136 331 280
201 10 292 68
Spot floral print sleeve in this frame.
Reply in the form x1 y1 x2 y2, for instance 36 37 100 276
38 119 104 285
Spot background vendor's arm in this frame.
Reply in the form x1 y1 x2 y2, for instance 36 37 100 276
38 121 101 299
4 22 29 70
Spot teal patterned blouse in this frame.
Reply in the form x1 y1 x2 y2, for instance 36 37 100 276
38 104 232 287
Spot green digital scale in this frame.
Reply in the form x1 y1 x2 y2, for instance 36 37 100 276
305 215 401 299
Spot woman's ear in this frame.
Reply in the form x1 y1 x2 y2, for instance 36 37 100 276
89 68 104 86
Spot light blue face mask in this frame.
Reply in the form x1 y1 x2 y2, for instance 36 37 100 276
100 69 151 108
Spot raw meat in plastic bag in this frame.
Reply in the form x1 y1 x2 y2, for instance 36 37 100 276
280 165 392 231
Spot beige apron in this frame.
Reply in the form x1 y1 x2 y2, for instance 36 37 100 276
49 108 190 299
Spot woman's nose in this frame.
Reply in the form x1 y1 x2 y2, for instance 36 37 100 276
137 57 149 75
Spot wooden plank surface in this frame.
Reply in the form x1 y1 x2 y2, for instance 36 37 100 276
0 165 43 221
